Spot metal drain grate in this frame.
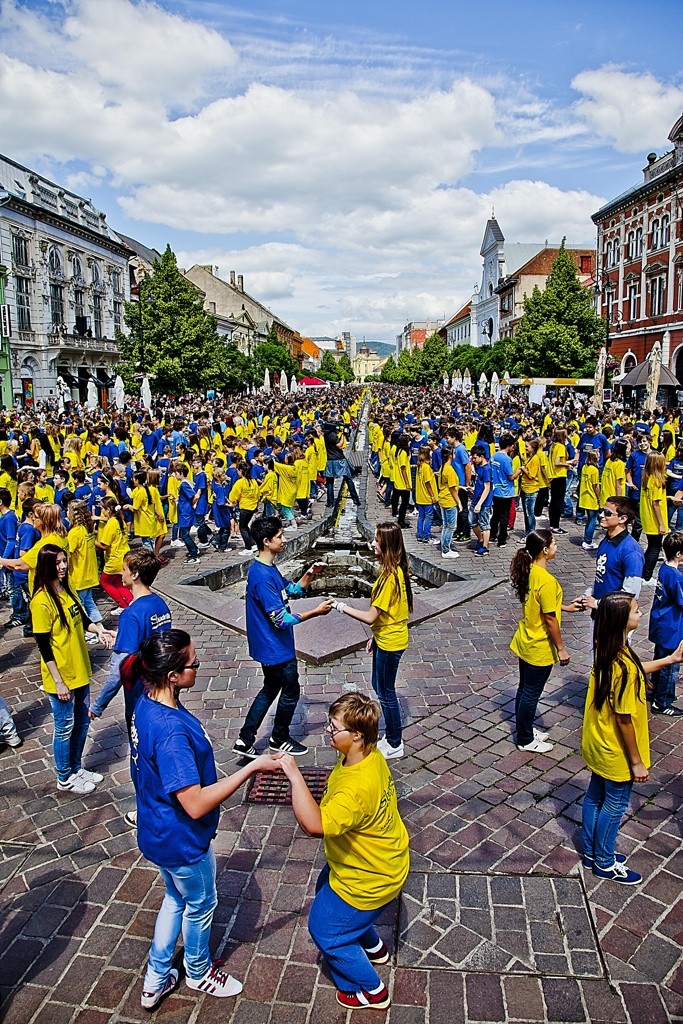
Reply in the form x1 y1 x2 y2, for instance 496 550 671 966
246 768 331 805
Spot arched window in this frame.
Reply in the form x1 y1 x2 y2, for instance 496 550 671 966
48 245 62 277
91 261 101 286
613 238 620 266
605 241 613 267
627 231 635 260
651 218 660 250
635 227 643 256
661 214 670 246
72 254 84 282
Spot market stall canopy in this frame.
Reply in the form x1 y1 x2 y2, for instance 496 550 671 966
620 361 679 388
299 376 330 388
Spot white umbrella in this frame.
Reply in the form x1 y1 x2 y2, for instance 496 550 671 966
478 372 487 396
290 374 298 393
463 369 471 395
86 379 98 412
114 374 125 410
490 370 499 397
443 374 449 388
141 376 152 410
280 372 288 394
501 368 511 384
453 370 462 393
263 367 271 392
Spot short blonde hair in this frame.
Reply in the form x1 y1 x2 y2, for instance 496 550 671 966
329 692 380 750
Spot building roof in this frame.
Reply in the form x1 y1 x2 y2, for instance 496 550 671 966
501 246 594 284
443 301 471 328
116 232 162 265
301 337 321 359
185 265 293 331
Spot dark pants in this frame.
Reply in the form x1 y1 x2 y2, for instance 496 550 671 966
391 487 410 527
515 659 553 747
238 509 256 550
195 513 212 544
652 643 680 709
456 487 470 537
643 533 663 581
535 488 549 517
629 497 643 541
490 496 513 546
240 657 300 747
549 477 567 529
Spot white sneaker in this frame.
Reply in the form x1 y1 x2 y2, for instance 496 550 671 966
186 962 243 998
57 773 96 794
85 632 100 646
442 550 460 559
141 969 179 1010
377 737 405 759
517 737 554 754
430 539 441 545
641 578 656 587
171 539 184 548
77 767 104 785
284 524 298 531
533 728 549 742
581 541 599 550
110 606 124 617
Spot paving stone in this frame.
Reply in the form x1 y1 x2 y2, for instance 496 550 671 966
465 973 505 1021
541 977 586 1021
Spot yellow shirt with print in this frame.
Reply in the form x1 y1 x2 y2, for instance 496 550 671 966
229 477 261 511
371 568 409 652
320 748 410 912
582 651 649 782
415 463 436 506
31 588 91 693
600 458 626 506
640 477 668 535
67 525 99 590
509 562 563 667
520 453 541 495
273 463 298 508
437 463 459 508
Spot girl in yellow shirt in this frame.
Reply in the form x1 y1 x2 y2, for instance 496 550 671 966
67 501 103 639
640 453 668 582
229 464 261 551
415 448 437 542
579 452 601 549
95 498 131 608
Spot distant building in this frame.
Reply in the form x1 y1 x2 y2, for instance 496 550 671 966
352 341 386 380
591 111 683 382
497 246 595 339
0 153 132 406
440 301 472 349
395 319 444 356
300 337 321 372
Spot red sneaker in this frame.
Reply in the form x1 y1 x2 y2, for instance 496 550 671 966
336 985 390 1010
363 939 390 964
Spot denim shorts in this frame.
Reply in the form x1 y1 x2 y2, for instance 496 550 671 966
469 505 492 531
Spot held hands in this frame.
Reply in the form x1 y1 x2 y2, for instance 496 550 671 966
250 753 285 773
564 597 585 613
98 630 117 649
316 599 335 616
274 752 298 779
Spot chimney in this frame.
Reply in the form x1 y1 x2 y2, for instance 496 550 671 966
230 271 236 287
238 275 244 292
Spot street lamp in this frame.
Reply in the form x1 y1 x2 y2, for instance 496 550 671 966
593 272 620 351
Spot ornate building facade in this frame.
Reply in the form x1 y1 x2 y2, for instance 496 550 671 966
0 154 131 406
591 113 683 381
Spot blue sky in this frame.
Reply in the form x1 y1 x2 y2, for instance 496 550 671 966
0 0 681 341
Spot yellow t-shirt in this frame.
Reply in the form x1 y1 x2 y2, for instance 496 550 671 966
30 588 91 693
314 435 327 474
509 562 563 667
415 463 436 506
166 475 179 526
99 517 130 575
0 472 18 508
35 483 55 504
67 525 99 590
320 748 410 911
579 464 600 511
437 463 459 509
600 458 626 506
394 449 410 490
520 453 542 495
229 477 260 511
295 458 310 500
132 487 157 538
549 443 568 480
23 533 68 594
582 651 649 782
640 478 668 536
259 470 277 503
371 568 409 652
273 463 298 509
151 486 166 537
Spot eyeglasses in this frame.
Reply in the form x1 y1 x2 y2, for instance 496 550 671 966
183 659 201 672
599 508 618 517
325 719 350 736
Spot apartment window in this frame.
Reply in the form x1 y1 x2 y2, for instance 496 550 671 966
612 238 620 266
48 245 63 277
635 227 643 256
11 234 30 269
675 271 683 312
91 261 101 287
93 293 103 338
580 255 591 274
651 218 660 250
74 289 85 319
15 276 31 330
627 231 635 261
627 283 640 321
605 241 613 267
661 214 670 246
50 282 64 326
72 254 84 282
111 269 122 294
606 289 616 321
113 300 122 330
650 275 666 316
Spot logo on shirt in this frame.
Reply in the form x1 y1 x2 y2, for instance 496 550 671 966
595 552 607 583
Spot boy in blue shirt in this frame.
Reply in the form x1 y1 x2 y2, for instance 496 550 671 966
173 465 200 562
469 445 493 556
233 516 333 759
649 531 683 716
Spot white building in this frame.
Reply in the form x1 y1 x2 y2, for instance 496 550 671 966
0 154 131 405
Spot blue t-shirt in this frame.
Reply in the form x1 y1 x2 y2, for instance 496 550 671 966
649 562 683 647
177 479 197 527
245 559 297 665
667 457 683 497
0 510 17 559
194 471 209 515
211 481 232 528
15 522 39 584
593 530 645 601
452 443 469 486
578 431 609 471
131 696 219 868
472 462 494 507
491 451 515 498
626 450 648 498
114 593 172 654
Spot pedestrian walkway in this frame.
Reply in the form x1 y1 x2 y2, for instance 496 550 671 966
1 486 683 1022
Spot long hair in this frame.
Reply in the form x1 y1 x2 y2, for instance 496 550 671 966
0 455 17 481
101 468 123 505
509 528 553 603
100 495 126 531
642 452 667 491
68 500 94 534
592 591 645 712
119 629 192 696
33 544 81 624
133 470 153 507
34 503 67 539
374 520 413 613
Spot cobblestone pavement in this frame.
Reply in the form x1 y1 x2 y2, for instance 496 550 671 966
1 478 683 1023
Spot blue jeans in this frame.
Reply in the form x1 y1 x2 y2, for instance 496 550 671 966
140 536 155 553
8 574 29 624
178 526 199 558
652 643 680 709
383 481 394 509
371 644 404 746
440 505 457 554
581 773 633 869
145 846 217 990
0 696 19 744
522 492 537 534
46 686 91 782
241 657 300 746
309 866 384 993
583 510 600 544
515 659 553 747
77 587 102 625
416 503 434 540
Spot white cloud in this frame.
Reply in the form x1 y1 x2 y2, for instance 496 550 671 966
572 66 683 152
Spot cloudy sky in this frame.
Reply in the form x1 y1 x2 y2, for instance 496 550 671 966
1 0 682 343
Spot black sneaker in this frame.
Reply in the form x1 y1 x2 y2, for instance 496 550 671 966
269 738 308 756
232 738 259 758
652 703 683 716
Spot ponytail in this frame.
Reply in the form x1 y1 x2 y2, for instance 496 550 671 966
509 528 553 602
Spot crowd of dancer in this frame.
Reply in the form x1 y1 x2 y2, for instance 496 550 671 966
1 381 682 1011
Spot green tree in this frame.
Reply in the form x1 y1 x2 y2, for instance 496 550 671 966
380 354 398 382
318 350 341 382
337 353 355 383
251 338 298 388
116 245 232 395
506 242 605 377
418 333 448 385
394 349 415 385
